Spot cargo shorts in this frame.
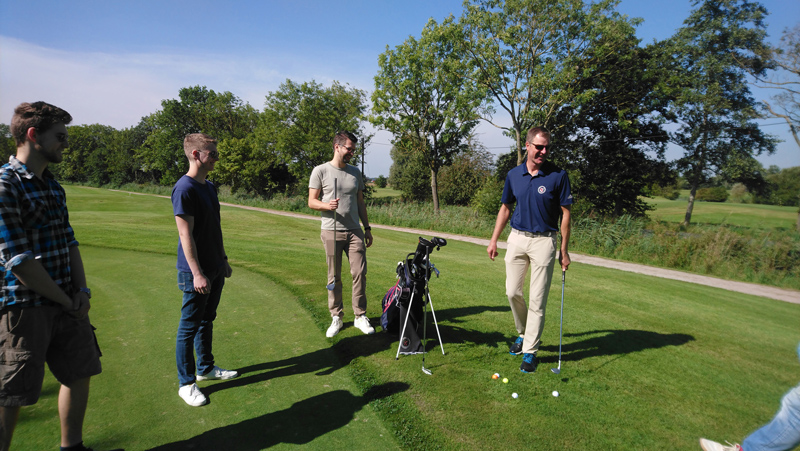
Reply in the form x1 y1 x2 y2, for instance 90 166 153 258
0 304 102 406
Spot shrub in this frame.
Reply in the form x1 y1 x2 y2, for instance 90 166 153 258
471 178 504 217
375 175 388 188
696 186 729 202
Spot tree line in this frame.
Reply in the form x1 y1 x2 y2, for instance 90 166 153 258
1 0 797 224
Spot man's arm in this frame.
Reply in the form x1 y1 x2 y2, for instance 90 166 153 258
356 190 373 248
175 214 209 294
68 245 91 318
487 203 513 261
11 258 75 310
559 205 571 271
308 187 337 212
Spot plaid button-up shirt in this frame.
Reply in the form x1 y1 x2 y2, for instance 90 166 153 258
0 156 78 308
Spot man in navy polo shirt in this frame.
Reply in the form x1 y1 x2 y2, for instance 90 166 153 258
487 126 572 374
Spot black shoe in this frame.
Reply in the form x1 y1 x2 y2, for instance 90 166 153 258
509 336 524 355
520 353 538 373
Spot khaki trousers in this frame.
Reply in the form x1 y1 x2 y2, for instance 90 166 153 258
321 229 367 318
504 229 557 354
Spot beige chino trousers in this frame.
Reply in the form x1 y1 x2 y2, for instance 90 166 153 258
321 229 367 318
504 229 557 355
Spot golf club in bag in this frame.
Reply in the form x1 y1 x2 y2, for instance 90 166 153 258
381 237 446 373
551 270 565 374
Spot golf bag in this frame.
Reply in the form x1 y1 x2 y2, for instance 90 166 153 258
381 237 446 354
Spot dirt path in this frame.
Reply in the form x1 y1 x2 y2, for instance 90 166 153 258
116 191 799 305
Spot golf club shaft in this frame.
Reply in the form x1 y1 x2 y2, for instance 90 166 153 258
558 271 565 364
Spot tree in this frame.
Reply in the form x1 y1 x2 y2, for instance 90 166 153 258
57 124 118 185
0 124 15 163
665 0 778 225
212 136 295 197
138 86 259 185
374 175 388 189
261 79 369 188
458 0 630 165
437 138 494 206
371 17 484 213
754 24 800 148
556 21 673 217
388 144 431 202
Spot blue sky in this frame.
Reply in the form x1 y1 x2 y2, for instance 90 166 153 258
1 0 798 177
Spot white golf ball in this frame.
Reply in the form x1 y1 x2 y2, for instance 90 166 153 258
512 392 518 399
552 391 559 397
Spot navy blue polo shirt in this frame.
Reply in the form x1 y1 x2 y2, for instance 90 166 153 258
501 161 573 233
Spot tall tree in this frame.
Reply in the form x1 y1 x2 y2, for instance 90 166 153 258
138 86 259 185
371 17 484 212
457 0 628 165
0 124 15 163
260 79 369 188
665 0 777 225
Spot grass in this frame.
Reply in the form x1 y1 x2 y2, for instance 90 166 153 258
646 196 798 230
16 186 800 450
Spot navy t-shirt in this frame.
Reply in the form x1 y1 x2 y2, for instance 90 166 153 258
501 161 573 233
171 175 225 274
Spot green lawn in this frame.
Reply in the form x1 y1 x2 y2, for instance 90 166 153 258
371 187 402 198
646 196 798 229
13 187 800 450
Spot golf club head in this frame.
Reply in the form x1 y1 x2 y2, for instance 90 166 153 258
326 282 335 291
551 368 560 374
422 366 432 376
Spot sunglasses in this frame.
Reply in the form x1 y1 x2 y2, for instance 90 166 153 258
199 149 219 159
528 143 549 151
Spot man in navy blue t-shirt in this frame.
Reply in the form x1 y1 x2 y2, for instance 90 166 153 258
487 127 573 374
172 133 238 407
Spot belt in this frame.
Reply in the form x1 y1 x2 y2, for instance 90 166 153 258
511 229 556 238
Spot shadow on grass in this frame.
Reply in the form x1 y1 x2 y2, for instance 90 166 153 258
537 329 695 363
146 382 409 450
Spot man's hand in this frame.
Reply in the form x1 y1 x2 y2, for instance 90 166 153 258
68 291 91 319
364 229 373 248
559 250 571 272
487 241 499 261
224 260 233 278
329 198 339 211
193 272 210 294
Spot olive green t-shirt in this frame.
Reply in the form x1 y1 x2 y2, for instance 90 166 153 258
309 162 365 231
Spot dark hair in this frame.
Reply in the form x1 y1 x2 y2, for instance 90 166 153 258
333 130 358 147
526 126 551 143
10 102 73 146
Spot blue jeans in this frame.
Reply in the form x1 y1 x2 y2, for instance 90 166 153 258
176 270 225 386
742 342 800 451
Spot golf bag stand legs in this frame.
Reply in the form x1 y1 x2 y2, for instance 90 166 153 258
426 291 445 355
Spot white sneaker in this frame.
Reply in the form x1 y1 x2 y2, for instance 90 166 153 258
326 316 343 337
178 383 207 406
197 365 239 381
354 315 375 335
699 438 742 451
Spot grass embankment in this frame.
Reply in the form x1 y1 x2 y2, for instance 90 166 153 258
15 187 800 450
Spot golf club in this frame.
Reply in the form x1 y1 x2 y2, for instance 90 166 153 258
551 270 565 374
421 242 432 375
325 178 338 291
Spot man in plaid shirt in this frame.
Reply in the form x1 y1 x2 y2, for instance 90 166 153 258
0 102 101 451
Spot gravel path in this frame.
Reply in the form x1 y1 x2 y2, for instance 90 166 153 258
118 192 798 305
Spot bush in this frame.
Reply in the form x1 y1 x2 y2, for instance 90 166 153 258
696 186 729 202
471 178 504 217
375 175 388 188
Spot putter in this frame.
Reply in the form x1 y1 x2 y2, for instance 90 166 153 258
325 178 338 291
551 270 565 374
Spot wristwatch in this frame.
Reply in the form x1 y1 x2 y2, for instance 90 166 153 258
78 287 92 299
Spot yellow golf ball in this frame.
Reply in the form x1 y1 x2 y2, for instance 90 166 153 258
502 378 508 384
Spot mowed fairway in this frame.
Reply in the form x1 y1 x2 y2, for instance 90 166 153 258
13 187 800 450
646 197 797 229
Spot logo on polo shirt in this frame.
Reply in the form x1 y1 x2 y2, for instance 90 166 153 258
538 186 546 194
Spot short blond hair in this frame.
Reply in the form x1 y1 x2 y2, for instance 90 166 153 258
183 133 217 159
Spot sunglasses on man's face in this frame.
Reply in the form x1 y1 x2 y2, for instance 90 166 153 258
199 149 219 159
528 143 549 151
